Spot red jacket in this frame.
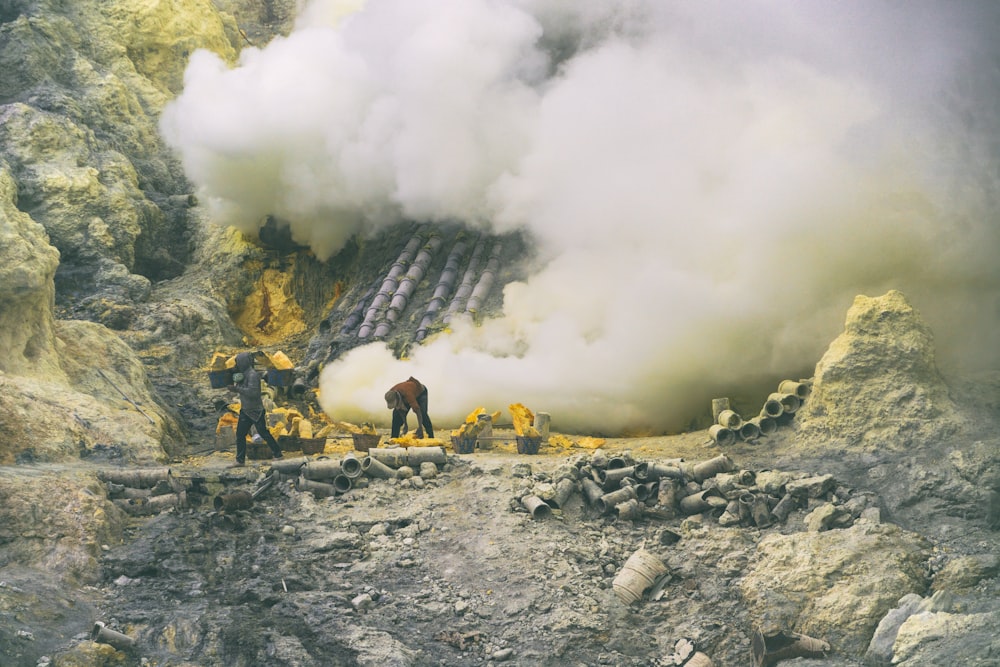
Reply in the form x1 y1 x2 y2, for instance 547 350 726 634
389 377 426 412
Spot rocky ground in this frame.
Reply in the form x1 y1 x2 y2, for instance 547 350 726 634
4 400 998 667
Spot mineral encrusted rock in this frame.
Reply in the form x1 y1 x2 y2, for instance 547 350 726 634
795 290 962 451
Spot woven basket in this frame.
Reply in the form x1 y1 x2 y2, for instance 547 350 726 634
451 435 476 454
352 433 381 452
299 438 326 455
247 442 272 460
515 435 541 455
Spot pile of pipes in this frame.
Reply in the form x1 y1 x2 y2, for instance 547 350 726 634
274 446 450 499
709 379 811 447
98 467 190 516
516 449 828 530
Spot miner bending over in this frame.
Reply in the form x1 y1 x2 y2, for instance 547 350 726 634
385 377 434 439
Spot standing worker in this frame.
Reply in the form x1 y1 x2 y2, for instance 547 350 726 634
228 352 283 465
385 377 434 439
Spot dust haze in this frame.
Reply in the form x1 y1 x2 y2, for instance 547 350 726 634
161 0 1000 434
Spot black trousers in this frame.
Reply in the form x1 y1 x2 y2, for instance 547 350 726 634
235 411 282 462
391 389 434 438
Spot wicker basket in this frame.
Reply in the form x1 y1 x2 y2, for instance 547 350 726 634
299 438 326 455
208 369 233 388
265 368 294 387
451 435 476 454
247 442 272 460
516 435 541 455
352 433 381 452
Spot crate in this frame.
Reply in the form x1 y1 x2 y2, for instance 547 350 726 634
265 368 294 387
299 438 326 455
516 436 541 455
352 433 381 452
208 369 233 388
451 435 476 454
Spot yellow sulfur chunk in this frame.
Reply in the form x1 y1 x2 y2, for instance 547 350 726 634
509 403 535 437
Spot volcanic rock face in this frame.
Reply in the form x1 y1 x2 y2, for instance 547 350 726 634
0 158 62 378
795 290 962 451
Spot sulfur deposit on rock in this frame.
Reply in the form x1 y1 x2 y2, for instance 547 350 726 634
795 290 962 451
0 159 63 379
740 521 931 653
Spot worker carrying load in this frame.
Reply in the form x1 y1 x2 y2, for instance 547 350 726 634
226 352 283 465
385 376 434 439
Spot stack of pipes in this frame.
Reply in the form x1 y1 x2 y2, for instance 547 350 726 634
465 243 502 315
416 239 469 341
443 238 487 324
99 467 188 516
358 230 425 339
375 234 443 337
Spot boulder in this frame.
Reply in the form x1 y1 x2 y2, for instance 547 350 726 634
740 521 930 655
795 290 962 452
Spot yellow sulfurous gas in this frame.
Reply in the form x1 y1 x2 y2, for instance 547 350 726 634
510 403 540 438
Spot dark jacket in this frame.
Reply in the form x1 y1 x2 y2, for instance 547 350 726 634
231 352 266 421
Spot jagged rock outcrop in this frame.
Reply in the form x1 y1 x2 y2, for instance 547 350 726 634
795 290 963 451
0 157 62 378
741 520 931 656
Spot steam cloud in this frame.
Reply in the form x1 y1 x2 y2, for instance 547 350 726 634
162 0 1000 434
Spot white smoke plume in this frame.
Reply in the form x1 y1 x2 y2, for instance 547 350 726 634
161 0 1000 434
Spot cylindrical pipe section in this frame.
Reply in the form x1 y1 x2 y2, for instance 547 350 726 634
708 424 735 447
717 409 743 429
213 491 253 513
778 379 810 400
738 421 761 441
521 495 552 520
606 456 628 470
771 493 798 522
599 465 637 489
444 237 485 322
296 476 337 499
97 467 171 489
760 397 784 418
332 474 353 494
596 486 638 514
302 459 342 481
657 480 679 511
769 392 800 415
362 456 397 480
91 622 135 651
751 416 778 436
692 454 736 482
368 447 408 468
405 446 447 467
341 455 363 479
711 398 731 424
679 490 727 515
581 478 605 506
271 457 310 475
465 245 501 314
752 494 774 528
636 462 685 482
615 498 643 521
551 478 576 509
